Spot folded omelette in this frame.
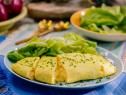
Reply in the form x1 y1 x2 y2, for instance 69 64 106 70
12 57 40 80
12 53 116 84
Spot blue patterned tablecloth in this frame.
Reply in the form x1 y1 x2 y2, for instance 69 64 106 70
1 24 126 95
0 36 6 43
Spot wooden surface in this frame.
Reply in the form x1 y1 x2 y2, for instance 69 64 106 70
27 0 93 19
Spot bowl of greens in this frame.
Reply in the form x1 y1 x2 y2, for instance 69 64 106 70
70 5 126 41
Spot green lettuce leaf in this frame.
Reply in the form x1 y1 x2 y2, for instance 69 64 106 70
7 33 97 62
80 5 126 34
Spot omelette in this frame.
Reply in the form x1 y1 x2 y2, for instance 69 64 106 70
11 53 116 84
12 57 40 80
35 56 57 84
57 53 116 83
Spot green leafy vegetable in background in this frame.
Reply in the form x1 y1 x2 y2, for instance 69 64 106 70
7 33 97 62
80 5 126 34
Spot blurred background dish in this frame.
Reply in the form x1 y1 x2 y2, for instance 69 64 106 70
0 7 27 32
27 0 91 20
27 0 125 20
70 9 126 42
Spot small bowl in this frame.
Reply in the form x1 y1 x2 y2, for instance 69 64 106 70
0 7 27 32
70 10 126 42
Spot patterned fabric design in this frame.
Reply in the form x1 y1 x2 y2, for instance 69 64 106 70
0 56 15 95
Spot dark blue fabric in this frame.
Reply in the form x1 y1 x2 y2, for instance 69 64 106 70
0 55 126 95
0 36 6 43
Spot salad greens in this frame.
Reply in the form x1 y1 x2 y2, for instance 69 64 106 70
7 33 97 62
80 5 126 34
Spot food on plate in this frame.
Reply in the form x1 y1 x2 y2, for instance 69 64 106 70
8 33 97 62
11 53 116 84
8 33 116 84
56 53 116 83
80 5 126 34
12 57 40 80
35 56 57 84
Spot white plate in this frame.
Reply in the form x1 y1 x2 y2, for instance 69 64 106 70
4 33 123 89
